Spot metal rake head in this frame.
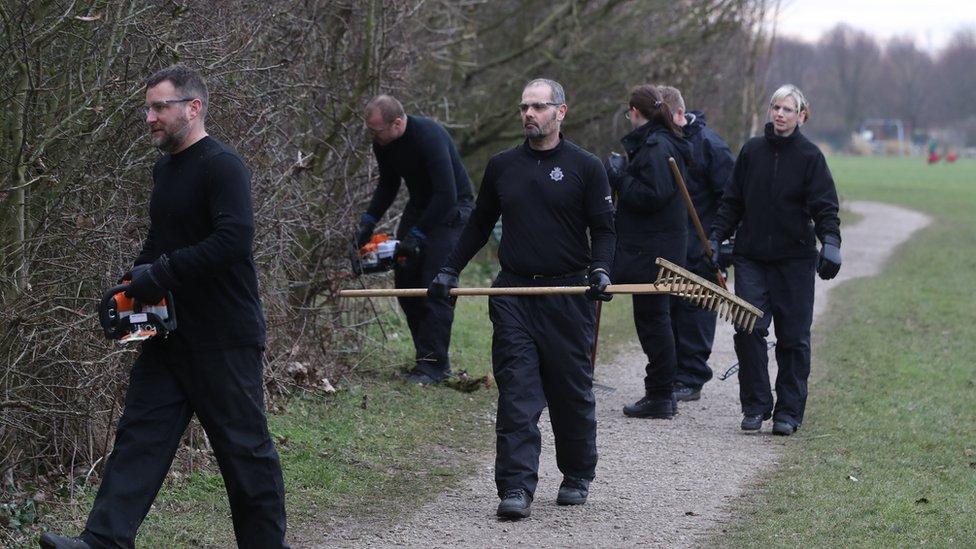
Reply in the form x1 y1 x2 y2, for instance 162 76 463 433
654 258 763 333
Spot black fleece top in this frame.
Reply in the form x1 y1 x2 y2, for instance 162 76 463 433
711 123 841 261
445 137 615 277
682 111 735 267
614 122 693 242
135 136 265 351
366 115 474 233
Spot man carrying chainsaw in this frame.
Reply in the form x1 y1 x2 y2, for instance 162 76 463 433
657 85 735 403
429 79 615 519
356 95 474 385
40 65 288 549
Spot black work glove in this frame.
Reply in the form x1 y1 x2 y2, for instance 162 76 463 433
117 263 150 284
584 268 613 302
355 213 377 248
125 255 178 304
427 267 459 299
604 152 628 192
717 238 735 270
706 238 722 271
396 227 426 260
817 234 842 280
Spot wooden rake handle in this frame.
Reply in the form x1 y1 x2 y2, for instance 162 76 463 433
667 157 729 290
338 283 674 298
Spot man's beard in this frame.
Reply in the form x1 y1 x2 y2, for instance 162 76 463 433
151 117 191 153
523 113 556 140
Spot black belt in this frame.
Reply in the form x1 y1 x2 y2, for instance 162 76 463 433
498 269 587 287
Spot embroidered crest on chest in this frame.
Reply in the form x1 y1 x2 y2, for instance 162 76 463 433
549 167 564 182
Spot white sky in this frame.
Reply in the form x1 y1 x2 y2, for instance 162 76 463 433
775 0 976 52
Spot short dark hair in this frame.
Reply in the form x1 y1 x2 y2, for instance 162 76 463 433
145 64 209 118
365 95 406 124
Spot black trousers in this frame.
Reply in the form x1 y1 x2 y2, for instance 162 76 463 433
83 345 288 549
732 255 816 426
671 265 718 390
488 271 597 498
394 204 470 381
613 234 687 398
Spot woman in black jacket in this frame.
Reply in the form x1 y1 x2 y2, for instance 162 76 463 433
709 84 842 436
607 84 692 419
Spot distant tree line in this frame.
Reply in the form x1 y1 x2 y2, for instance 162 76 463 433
0 0 773 501
763 25 976 149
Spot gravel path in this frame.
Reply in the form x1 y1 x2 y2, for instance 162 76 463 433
320 201 930 548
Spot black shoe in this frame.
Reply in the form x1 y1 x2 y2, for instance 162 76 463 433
740 413 770 431
497 488 532 519
672 383 701 402
39 533 91 549
556 477 589 506
405 370 441 385
623 394 676 419
772 420 798 436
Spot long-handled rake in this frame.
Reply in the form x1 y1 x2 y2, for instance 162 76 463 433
339 258 763 333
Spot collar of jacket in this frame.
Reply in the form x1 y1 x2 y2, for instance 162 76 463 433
521 132 565 159
620 121 665 154
763 121 802 148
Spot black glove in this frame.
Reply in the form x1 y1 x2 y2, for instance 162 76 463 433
706 239 722 271
604 152 627 192
125 255 178 304
427 267 459 299
117 263 149 284
817 234 842 280
355 213 377 248
396 227 426 260
584 268 613 302
717 239 734 270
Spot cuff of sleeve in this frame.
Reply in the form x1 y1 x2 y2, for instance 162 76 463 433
151 254 180 289
822 233 841 247
361 213 378 225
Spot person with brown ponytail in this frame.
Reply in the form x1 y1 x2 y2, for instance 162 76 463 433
605 84 693 419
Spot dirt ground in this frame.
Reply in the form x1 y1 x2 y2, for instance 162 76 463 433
311 201 930 548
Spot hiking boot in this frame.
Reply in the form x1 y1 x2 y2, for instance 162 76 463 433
497 488 532 519
556 477 590 506
39 533 91 549
405 370 441 385
772 420 799 436
672 383 701 402
740 413 770 431
623 394 676 419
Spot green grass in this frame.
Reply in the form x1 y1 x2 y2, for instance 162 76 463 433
723 157 976 547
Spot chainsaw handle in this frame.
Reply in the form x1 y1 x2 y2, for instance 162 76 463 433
98 284 131 338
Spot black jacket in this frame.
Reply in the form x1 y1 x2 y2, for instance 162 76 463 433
711 123 840 261
614 122 693 243
682 112 734 271
367 115 474 235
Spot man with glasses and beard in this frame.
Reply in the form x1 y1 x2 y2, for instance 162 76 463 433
428 78 615 519
40 65 288 549
355 95 474 385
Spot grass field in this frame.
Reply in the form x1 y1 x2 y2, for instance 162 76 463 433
723 156 976 547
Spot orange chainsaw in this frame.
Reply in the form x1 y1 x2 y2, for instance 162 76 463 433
350 233 406 275
98 266 177 343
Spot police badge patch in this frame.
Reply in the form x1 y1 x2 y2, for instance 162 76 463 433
550 167 564 181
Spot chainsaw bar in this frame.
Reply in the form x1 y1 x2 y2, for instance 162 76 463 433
653 258 762 333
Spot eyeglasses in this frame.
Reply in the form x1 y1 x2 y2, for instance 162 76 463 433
624 107 634 120
365 123 391 135
518 102 561 113
143 98 195 115
771 104 797 115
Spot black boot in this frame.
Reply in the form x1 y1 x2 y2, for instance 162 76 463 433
497 488 532 519
623 394 676 419
556 476 590 506
672 383 701 402
39 533 91 549
740 412 771 431
772 419 799 436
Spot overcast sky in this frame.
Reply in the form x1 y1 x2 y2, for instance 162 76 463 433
775 0 976 52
